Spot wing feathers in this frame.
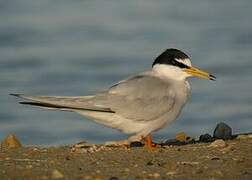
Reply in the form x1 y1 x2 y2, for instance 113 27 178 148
11 94 114 113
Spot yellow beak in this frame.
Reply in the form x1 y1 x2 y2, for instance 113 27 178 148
184 67 216 81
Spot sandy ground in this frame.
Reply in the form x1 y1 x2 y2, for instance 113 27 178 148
0 136 252 180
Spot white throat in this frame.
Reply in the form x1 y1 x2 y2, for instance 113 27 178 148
152 64 190 81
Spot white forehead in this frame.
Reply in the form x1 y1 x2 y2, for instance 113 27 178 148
175 58 192 67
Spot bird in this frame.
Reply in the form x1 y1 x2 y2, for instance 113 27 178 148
11 48 216 148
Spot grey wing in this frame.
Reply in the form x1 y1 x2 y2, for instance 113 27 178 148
94 74 176 121
12 74 175 121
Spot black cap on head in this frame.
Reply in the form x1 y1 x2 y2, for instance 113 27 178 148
152 49 190 68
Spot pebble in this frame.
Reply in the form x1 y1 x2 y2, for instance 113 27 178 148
233 157 245 163
163 162 177 172
1 134 22 150
221 145 234 153
175 132 187 142
26 165 33 169
109 177 119 180
209 169 224 177
124 168 130 172
166 171 176 176
178 161 200 165
51 169 64 179
72 141 93 148
164 139 185 146
83 176 92 180
163 132 195 146
209 139 227 148
236 135 250 140
213 122 232 140
130 141 144 148
211 157 221 161
95 170 101 174
71 144 112 153
199 134 215 142
146 160 154 166
153 173 160 178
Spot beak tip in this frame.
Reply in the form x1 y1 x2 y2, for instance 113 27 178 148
209 74 216 81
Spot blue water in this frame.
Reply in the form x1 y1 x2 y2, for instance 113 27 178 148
1 0 252 145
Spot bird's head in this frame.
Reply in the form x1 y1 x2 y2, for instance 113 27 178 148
152 48 216 81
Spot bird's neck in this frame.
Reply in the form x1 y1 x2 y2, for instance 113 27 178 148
152 64 188 82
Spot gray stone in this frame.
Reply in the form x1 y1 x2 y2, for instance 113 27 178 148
213 122 232 140
130 141 144 148
199 134 215 142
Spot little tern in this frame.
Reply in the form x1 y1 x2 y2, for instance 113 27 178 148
11 48 216 148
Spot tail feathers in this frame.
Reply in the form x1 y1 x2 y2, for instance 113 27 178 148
20 101 72 109
10 93 115 113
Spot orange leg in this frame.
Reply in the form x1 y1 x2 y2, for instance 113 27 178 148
143 135 156 149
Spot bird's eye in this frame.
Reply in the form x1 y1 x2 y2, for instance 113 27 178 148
171 59 176 65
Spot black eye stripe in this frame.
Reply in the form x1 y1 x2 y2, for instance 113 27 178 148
174 59 190 69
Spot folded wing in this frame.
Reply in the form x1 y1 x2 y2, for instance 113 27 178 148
12 73 175 121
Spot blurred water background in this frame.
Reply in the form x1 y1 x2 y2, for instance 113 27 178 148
0 0 252 145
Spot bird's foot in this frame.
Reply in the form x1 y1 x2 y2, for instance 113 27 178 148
142 135 157 149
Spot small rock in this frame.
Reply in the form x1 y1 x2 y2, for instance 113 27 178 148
83 176 92 180
130 141 144 148
26 165 33 169
178 161 200 165
209 139 227 148
134 164 138 168
124 168 130 172
164 139 185 146
211 157 221 161
153 173 160 178
146 160 154 166
65 156 71 160
72 141 92 148
166 171 176 176
233 157 245 163
209 169 223 177
95 170 101 174
71 143 111 153
199 134 215 142
51 169 64 179
142 171 147 174
236 135 249 140
163 162 177 172
1 134 22 150
175 132 187 142
221 145 234 153
109 177 119 180
213 122 232 140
